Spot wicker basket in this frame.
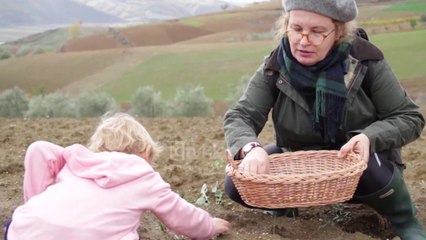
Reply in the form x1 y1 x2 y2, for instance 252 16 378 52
226 150 367 208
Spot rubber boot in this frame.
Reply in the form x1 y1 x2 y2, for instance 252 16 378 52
356 164 426 240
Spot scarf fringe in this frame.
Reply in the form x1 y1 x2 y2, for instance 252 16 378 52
314 90 347 143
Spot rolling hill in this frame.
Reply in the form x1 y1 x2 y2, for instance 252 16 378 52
0 0 123 27
0 0 425 104
73 0 236 23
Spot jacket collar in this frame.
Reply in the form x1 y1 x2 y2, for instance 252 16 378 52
350 36 384 61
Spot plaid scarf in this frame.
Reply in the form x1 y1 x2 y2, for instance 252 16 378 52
277 38 352 143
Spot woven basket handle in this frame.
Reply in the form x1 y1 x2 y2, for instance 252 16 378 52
226 149 241 170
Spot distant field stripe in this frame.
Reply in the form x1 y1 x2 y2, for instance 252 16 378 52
384 1 426 11
179 19 204 27
100 43 273 102
370 29 426 80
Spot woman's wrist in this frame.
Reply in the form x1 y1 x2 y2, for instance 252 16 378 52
240 142 261 158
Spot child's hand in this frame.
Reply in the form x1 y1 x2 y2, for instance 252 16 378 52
213 217 230 236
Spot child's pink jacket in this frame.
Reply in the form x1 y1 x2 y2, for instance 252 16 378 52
7 141 215 240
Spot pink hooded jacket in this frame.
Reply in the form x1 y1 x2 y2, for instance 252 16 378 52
7 141 216 240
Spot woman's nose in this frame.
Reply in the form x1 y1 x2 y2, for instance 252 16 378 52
299 34 310 45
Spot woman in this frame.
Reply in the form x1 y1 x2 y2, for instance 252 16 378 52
5 113 230 240
223 0 426 239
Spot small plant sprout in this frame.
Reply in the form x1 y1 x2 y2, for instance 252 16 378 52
195 183 209 206
195 182 224 206
319 204 352 228
331 204 352 225
212 181 224 205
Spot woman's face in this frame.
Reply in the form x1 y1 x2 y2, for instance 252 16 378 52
287 10 337 66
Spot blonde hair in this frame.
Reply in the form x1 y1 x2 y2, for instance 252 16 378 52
273 13 357 44
88 112 162 161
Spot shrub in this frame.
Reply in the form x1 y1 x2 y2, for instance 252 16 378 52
225 75 251 107
409 19 417 30
130 86 166 117
421 14 426 22
76 92 118 118
69 21 81 40
31 86 48 96
0 48 11 60
169 85 213 117
25 92 78 118
32 48 45 55
0 87 29 117
16 46 32 57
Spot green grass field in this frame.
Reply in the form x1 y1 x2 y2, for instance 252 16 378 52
100 43 274 102
370 29 426 80
385 0 426 11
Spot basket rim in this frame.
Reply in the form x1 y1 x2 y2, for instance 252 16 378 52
226 150 367 184
226 150 367 208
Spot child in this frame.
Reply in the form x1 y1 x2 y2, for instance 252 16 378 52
4 113 230 240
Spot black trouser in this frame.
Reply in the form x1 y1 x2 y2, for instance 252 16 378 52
224 144 401 208
353 150 396 197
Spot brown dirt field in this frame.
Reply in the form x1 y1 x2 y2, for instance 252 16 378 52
122 23 214 46
63 32 126 52
59 0 420 53
1 112 425 239
61 9 281 52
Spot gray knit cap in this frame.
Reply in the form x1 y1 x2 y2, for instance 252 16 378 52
282 0 358 22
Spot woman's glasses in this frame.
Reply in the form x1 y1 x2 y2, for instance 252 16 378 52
285 29 335 46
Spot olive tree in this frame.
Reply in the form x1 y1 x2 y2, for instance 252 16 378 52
0 87 29 117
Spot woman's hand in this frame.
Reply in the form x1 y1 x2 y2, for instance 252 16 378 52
338 133 370 163
213 217 230 236
240 147 270 174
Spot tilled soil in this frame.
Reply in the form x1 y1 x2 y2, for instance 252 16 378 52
1 116 425 239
